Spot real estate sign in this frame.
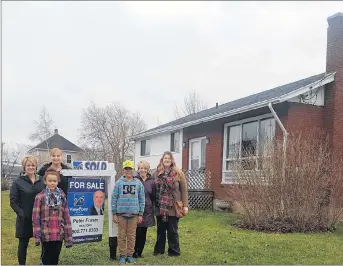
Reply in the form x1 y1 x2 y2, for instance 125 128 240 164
68 177 106 244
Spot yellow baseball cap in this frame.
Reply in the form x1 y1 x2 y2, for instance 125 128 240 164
122 160 134 169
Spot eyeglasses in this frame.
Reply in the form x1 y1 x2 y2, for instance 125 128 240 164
124 167 133 170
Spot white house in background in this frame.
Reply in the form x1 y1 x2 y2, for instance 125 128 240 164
133 129 183 169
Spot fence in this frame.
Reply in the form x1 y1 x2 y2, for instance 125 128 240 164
183 169 214 210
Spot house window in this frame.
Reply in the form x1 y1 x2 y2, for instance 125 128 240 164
224 117 275 172
66 154 72 164
140 139 151 156
170 131 180 152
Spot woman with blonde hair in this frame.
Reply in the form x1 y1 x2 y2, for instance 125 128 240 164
10 155 45 265
133 160 156 258
153 151 189 257
37 148 71 196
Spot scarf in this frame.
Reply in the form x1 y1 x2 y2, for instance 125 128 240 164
156 170 176 222
45 187 63 210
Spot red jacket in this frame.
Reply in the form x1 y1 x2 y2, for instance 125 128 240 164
32 189 73 247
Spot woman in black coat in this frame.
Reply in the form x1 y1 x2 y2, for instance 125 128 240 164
10 155 45 265
37 148 71 196
133 160 156 258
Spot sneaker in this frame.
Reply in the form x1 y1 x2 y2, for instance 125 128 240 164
119 256 126 265
126 256 135 263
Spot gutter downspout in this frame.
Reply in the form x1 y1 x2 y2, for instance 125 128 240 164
268 102 289 215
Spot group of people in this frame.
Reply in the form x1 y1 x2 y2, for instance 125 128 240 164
112 151 189 265
9 148 189 265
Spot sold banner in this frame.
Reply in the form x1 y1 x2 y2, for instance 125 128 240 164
72 161 108 170
68 178 106 244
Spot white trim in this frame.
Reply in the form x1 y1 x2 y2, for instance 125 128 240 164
180 128 184 153
223 113 273 128
278 74 334 102
222 125 229 179
188 136 206 170
66 154 72 164
131 73 335 140
170 130 181 153
222 113 273 175
140 139 151 156
60 169 115 177
222 114 276 183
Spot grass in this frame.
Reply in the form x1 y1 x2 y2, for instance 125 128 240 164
2 191 343 265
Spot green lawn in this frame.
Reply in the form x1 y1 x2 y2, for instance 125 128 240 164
2 191 343 265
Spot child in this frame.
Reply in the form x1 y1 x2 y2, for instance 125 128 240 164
32 168 72 265
112 160 145 265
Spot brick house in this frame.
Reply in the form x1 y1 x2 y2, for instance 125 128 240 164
28 129 84 168
132 13 343 205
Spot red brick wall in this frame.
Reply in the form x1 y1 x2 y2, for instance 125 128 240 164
325 13 343 161
286 102 325 136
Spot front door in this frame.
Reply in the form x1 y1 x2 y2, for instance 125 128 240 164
189 137 206 170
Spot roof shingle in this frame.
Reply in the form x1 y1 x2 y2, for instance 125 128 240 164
138 73 328 137
30 133 83 152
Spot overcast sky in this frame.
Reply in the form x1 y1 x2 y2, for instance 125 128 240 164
2 1 342 149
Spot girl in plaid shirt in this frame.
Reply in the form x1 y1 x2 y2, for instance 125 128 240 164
32 168 72 265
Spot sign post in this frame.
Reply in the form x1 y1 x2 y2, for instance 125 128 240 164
61 161 118 260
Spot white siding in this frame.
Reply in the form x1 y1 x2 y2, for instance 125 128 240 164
134 130 183 170
287 87 325 106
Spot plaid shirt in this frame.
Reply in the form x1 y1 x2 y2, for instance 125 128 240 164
32 189 73 247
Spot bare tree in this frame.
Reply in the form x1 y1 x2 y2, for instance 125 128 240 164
174 91 208 119
78 144 107 162
1 142 20 180
79 102 146 174
29 106 55 149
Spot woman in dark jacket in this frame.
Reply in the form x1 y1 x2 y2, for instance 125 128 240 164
10 155 45 265
37 148 71 196
133 160 156 258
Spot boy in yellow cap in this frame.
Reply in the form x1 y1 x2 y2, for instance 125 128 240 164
112 160 145 264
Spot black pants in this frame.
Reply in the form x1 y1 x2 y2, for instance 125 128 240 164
18 237 30 265
154 216 180 256
41 241 62 265
134 227 148 256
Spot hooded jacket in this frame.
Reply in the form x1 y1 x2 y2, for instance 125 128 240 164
9 173 45 238
112 176 145 216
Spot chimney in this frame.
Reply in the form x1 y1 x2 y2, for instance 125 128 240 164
326 12 343 73
216 102 218 109
325 12 343 159
54 129 58 135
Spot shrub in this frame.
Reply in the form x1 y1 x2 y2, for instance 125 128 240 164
229 132 343 233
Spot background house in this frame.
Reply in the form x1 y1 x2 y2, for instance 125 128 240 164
133 130 183 169
28 129 84 168
132 12 343 206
